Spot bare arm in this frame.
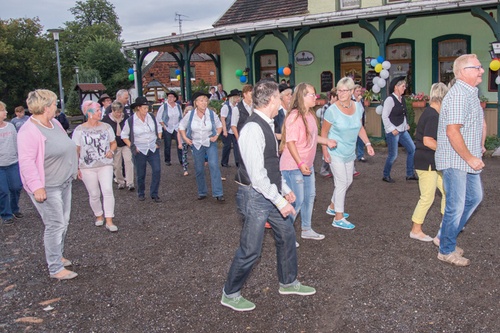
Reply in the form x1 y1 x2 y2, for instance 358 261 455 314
423 136 437 151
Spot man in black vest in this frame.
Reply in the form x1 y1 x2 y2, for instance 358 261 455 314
221 80 316 312
231 84 253 140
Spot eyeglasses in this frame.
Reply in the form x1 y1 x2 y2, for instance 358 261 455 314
463 65 483 70
337 89 352 93
305 93 317 98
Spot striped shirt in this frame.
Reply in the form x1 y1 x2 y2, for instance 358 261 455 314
435 79 484 174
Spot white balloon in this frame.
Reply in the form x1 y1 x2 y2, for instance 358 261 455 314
375 105 383 115
372 85 381 93
372 76 380 86
496 76 500 85
382 61 391 70
377 79 386 88
380 69 390 79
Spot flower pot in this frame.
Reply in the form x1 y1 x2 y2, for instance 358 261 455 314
363 99 371 107
412 101 426 108
315 99 327 106
480 101 487 109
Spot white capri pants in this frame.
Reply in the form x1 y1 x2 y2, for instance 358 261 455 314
329 159 354 213
80 165 115 218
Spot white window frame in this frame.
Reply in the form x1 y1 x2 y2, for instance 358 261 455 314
340 0 360 10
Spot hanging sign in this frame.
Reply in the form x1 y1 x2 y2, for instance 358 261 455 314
295 51 315 66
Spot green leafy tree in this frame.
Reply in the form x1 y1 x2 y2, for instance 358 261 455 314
69 0 122 37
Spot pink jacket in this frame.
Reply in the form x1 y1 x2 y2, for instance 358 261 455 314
17 117 66 194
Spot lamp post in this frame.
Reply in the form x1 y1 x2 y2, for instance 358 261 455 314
74 66 80 84
48 28 65 114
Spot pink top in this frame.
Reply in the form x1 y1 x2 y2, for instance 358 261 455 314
279 110 318 171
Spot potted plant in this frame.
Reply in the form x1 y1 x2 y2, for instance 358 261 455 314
409 92 429 108
479 95 488 109
363 89 380 107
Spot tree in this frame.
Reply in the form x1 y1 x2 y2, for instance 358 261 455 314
69 0 122 37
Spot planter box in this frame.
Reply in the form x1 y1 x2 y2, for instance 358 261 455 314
412 101 426 108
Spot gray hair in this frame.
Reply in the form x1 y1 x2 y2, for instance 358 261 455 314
116 89 129 99
453 54 478 78
336 77 355 90
111 101 124 112
429 82 449 104
252 80 279 109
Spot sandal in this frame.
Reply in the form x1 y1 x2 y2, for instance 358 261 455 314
437 252 470 267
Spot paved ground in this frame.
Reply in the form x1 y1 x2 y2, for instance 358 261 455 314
1 146 499 332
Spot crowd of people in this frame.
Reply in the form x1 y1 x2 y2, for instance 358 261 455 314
0 55 486 298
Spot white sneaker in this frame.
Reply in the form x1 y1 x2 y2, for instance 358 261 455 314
301 229 325 240
95 219 104 227
295 241 300 248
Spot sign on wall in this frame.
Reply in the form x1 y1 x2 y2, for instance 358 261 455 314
295 51 315 66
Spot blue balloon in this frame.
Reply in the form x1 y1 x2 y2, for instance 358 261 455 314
128 68 134 74
175 69 181 75
239 75 247 83
377 56 384 63
370 59 378 67
278 67 284 76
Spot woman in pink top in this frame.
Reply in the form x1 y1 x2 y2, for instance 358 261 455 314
280 83 335 243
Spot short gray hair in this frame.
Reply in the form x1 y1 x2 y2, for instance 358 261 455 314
252 80 279 109
116 89 129 99
336 77 355 91
429 82 449 104
111 101 124 112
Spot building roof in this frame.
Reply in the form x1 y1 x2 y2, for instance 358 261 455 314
74 83 106 92
213 0 308 27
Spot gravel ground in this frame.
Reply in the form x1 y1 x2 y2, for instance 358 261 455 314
1 146 499 332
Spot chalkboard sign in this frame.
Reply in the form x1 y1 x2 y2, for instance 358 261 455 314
321 71 333 92
365 70 377 91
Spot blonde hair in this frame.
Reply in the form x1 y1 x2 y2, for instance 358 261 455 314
429 82 449 104
26 89 57 115
0 101 6 110
453 54 478 78
279 82 318 153
337 77 355 91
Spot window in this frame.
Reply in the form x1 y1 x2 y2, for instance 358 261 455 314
437 39 467 86
169 67 195 81
255 50 278 81
386 42 413 95
340 46 363 85
340 0 360 10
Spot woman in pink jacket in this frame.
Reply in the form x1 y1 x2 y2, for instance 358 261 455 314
18 90 78 280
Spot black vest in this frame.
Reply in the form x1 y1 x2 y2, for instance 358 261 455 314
387 94 407 127
236 112 282 192
236 101 250 133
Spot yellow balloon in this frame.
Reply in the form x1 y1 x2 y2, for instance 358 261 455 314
176 75 181 80
489 59 500 71
375 63 383 73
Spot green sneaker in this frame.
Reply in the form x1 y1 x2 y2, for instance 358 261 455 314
221 294 256 312
279 282 316 296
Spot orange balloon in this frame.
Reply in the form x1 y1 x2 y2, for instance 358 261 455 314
283 67 291 76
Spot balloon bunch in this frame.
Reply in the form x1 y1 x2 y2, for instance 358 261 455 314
490 59 500 85
127 68 134 81
367 56 392 115
235 69 248 83
278 66 292 77
175 69 181 81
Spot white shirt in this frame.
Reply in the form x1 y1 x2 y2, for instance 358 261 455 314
231 100 252 129
220 103 237 134
179 109 222 150
121 113 162 155
382 93 408 133
156 102 181 134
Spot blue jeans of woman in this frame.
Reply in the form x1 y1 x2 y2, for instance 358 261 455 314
30 178 73 275
133 149 161 198
0 162 22 221
192 142 223 197
223 185 298 297
383 130 415 178
439 168 483 255
281 167 315 231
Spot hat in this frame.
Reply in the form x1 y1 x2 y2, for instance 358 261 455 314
166 91 178 101
130 96 150 109
191 91 211 104
98 93 111 104
389 76 406 94
227 89 241 98
279 84 293 93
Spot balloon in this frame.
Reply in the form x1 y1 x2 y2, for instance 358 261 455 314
375 105 383 115
496 76 500 85
489 59 500 71
278 67 284 76
370 59 378 67
375 63 383 73
283 67 291 76
239 75 247 83
380 69 390 79
382 61 391 70
175 69 181 75
377 79 386 88
128 74 134 81
372 77 380 86
372 85 381 93
235 69 243 77
128 68 134 74
176 75 181 80
377 56 384 63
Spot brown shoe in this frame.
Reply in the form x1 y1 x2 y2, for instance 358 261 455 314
437 252 470 267
50 269 78 280
433 237 464 256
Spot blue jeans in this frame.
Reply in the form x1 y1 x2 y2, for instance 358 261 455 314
133 149 161 198
356 136 365 160
0 162 22 220
221 133 240 167
383 130 415 178
439 168 483 255
163 129 182 164
223 185 298 297
281 167 316 231
30 178 73 275
192 142 223 197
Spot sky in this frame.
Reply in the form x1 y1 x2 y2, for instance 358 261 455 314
1 0 236 42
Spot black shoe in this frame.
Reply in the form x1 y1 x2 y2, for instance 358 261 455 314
2 219 14 225
165 162 172 166
406 174 419 181
382 176 395 183
152 197 162 203
197 195 207 200
359 157 366 162
221 164 229 168
216 196 225 202
13 212 24 218
138 196 145 201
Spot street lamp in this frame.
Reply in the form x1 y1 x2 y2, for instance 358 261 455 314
47 28 65 114
74 66 80 84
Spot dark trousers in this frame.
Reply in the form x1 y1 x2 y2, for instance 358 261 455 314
220 133 240 167
133 149 161 198
163 129 182 164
